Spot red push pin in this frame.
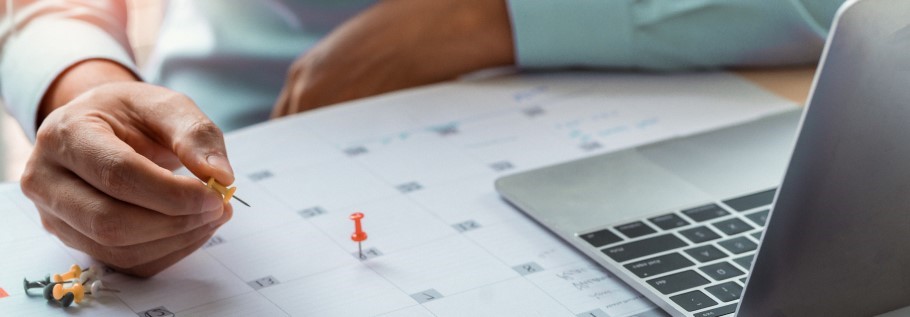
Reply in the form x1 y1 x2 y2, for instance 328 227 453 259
350 212 368 259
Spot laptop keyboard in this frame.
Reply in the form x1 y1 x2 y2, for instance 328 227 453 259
578 188 776 316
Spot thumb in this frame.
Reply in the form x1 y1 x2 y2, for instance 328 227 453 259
172 119 235 185
129 85 235 185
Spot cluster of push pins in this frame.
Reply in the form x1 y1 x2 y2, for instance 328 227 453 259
23 264 119 308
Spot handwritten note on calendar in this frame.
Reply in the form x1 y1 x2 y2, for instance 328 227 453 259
0 71 795 316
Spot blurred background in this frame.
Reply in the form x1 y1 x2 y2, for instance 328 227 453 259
0 0 163 181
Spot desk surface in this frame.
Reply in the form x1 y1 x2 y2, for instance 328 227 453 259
0 71 802 317
734 65 817 104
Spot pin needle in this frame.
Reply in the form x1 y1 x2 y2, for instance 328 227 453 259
232 195 251 207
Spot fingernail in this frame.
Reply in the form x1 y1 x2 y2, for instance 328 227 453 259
207 155 233 176
201 209 221 223
202 192 223 213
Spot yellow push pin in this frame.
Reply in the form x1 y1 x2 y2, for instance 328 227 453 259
52 283 85 304
206 177 250 207
52 264 81 283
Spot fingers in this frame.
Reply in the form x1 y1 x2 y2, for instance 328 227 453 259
113 84 235 186
36 123 225 216
39 216 56 235
22 163 224 246
129 138 183 171
273 62 313 118
42 209 228 271
284 75 307 116
114 231 216 277
271 84 291 119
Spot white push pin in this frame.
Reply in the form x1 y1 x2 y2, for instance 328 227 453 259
87 280 120 295
78 265 103 284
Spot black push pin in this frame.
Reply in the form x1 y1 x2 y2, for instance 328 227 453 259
43 283 58 301
23 275 51 295
55 292 76 308
42 282 78 308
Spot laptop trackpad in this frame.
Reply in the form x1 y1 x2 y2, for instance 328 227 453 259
496 110 800 235
495 149 712 234
638 110 798 200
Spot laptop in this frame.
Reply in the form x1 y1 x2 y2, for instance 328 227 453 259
495 1 910 316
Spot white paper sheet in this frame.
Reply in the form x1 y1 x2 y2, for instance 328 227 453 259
0 71 795 316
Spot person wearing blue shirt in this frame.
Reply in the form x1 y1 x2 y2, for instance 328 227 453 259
0 0 843 276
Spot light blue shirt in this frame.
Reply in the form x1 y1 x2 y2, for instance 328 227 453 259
1 0 844 141
510 0 840 69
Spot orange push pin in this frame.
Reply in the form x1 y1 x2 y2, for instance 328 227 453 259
52 283 85 304
52 264 81 283
206 177 250 207
350 212 368 259
206 177 237 204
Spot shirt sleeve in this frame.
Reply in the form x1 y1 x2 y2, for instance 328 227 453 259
0 0 138 141
506 0 844 70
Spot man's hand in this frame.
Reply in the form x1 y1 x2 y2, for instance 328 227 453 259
22 60 234 277
272 0 514 117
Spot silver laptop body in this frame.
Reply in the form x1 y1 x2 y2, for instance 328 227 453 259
495 0 910 316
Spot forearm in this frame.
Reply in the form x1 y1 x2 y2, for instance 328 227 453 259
273 0 516 116
1 0 136 140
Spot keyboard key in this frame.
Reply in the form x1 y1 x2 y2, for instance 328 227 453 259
624 253 693 278
723 188 776 211
745 209 770 226
682 204 729 222
751 231 762 240
684 245 727 263
679 226 721 244
669 290 717 312
699 262 744 281
648 213 689 230
705 282 744 302
694 304 737 317
711 218 753 236
615 221 657 238
602 234 688 262
647 270 710 295
733 254 754 270
718 237 758 254
580 229 622 248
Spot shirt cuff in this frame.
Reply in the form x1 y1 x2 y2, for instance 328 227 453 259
0 18 137 142
506 0 633 68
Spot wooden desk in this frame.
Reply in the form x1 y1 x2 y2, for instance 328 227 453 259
733 65 817 105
